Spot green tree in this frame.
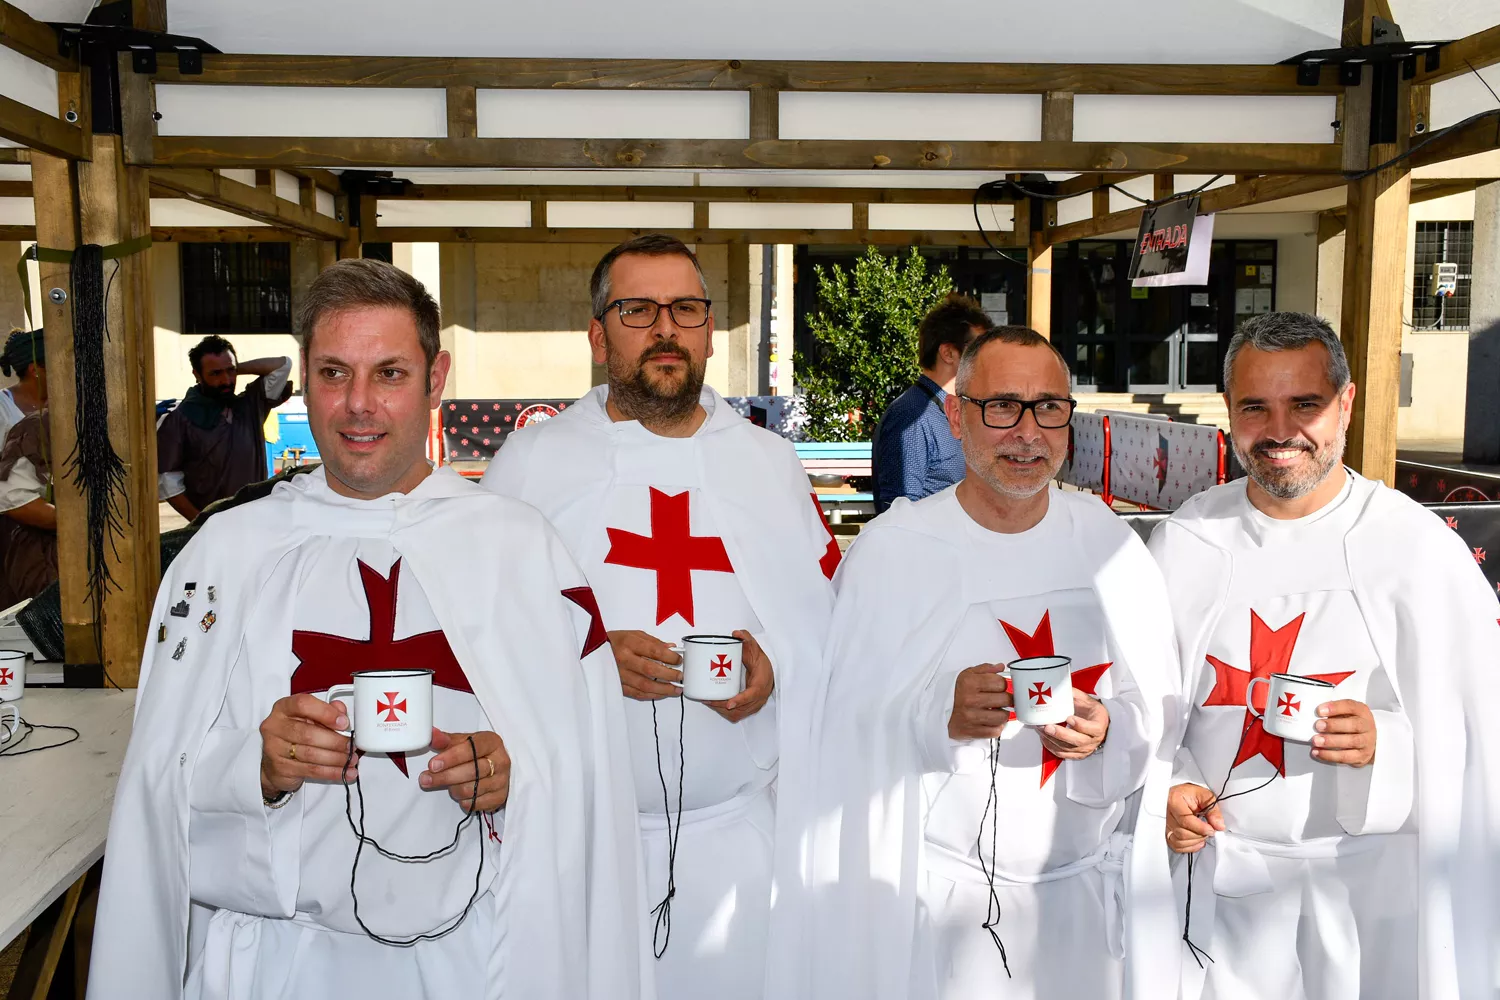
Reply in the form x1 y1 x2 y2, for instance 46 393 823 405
795 246 955 442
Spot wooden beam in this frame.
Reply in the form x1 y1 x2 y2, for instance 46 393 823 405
132 0 167 31
1048 172 1345 244
1415 23 1500 85
446 85 477 139
1054 172 1141 199
1408 109 1500 168
118 51 156 167
149 136 1347 173
1153 174 1174 199
149 167 349 239
393 183 1015 205
77 133 159 684
749 87 780 141
150 226 301 242
1410 179 1478 204
364 225 1026 247
149 53 1341 95
0 93 86 159
1028 232 1053 338
0 1 75 72
1040 92 1074 142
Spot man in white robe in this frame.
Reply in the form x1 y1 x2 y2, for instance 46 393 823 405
1145 312 1499 1000
798 327 1180 1000
88 259 649 1000
482 234 836 1000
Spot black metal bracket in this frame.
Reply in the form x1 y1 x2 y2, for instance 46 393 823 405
1280 23 1449 90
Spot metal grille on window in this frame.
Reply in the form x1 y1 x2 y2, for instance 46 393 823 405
1410 221 1472 331
181 243 293 335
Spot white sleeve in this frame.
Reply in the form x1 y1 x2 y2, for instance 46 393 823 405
186 657 301 917
157 471 186 502
262 357 292 399
1064 680 1155 808
0 456 45 513
1335 708 1415 835
913 664 982 774
479 425 540 500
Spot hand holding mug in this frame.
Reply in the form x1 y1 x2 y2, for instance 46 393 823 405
259 692 357 800
1165 782 1225 854
702 630 773 724
420 727 511 812
949 662 1012 741
608 630 683 701
1310 699 1377 767
1038 690 1110 760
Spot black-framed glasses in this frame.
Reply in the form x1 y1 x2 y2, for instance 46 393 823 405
960 395 1077 429
598 297 713 329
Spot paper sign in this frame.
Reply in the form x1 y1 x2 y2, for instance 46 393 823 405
1235 288 1256 314
1134 213 1215 288
1253 288 1273 313
1190 292 1210 307
986 310 1009 326
981 292 1007 311
1260 266 1274 285
1129 196 1200 281
1245 265 1257 277
1131 286 1150 300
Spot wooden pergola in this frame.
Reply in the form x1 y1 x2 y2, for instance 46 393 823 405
0 0 1495 684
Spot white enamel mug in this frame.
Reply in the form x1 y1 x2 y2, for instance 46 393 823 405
327 668 434 754
671 634 744 702
1247 672 1335 743
0 649 25 702
0 702 19 747
1005 654 1074 727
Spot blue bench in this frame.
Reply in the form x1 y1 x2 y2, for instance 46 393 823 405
797 441 874 517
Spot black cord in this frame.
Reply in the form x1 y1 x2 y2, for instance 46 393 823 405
649 698 685 960
0 717 80 757
975 736 1012 977
340 734 486 947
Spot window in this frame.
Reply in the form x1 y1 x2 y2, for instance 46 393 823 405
1411 221 1472 331
181 243 292 335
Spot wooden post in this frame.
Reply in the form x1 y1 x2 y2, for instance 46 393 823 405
749 88 779 141
446 86 478 139
726 241 751 394
75 130 159 683
1041 92 1074 143
1028 233 1053 340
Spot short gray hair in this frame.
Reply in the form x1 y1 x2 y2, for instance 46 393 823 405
589 234 709 319
955 325 1070 395
1223 312 1350 394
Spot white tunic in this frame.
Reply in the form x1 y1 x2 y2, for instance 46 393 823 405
185 537 505 999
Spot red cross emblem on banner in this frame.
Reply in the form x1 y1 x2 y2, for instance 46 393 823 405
290 559 469 776
604 488 734 626
1201 611 1352 776
998 610 1113 787
377 692 407 722
710 654 733 678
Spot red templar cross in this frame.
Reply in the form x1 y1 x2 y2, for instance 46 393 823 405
377 692 407 722
290 559 469 776
998 610 1113 787
604 488 734 626
1029 682 1052 705
1201 611 1352 777
710 654 733 678
0 667 12 685
1277 692 1300 717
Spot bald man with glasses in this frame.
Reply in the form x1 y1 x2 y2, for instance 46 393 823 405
790 326 1181 1000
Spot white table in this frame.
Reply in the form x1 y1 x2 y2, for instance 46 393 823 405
0 689 134 950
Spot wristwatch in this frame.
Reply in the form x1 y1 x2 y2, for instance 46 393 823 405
263 787 294 809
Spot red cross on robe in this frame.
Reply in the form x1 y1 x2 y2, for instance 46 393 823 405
998 610 1113 788
604 487 734 626
1200 610 1354 777
290 558 470 776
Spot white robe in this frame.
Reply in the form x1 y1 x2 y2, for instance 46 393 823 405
799 485 1182 1000
480 385 836 1000
1142 471 1500 1000
87 467 651 1000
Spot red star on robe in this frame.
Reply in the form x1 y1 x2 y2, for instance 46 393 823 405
808 493 842 580
604 487 734 625
1200 610 1354 776
998 610 1114 787
290 559 470 776
562 586 609 657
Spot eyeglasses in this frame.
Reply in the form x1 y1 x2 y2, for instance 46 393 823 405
959 395 1077 429
599 297 713 329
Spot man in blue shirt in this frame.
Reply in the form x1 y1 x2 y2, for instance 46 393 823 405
873 294 993 511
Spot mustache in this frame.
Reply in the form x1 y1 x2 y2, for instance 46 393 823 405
638 341 687 364
1251 438 1314 456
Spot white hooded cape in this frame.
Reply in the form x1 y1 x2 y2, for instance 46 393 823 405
87 467 650 1000
798 486 1183 999
479 384 837 996
1142 472 1500 1000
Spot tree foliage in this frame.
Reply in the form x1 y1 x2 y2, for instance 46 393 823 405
795 247 955 442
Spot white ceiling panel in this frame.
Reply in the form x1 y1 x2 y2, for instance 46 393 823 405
477 90 747 139
155 85 446 137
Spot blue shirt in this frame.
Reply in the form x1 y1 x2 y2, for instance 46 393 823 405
873 375 966 512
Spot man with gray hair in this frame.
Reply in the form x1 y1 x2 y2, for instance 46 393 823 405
795 326 1180 1000
1140 311 1500 999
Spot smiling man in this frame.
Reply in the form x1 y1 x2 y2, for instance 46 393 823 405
89 259 648 1000
1142 312 1500 1000
797 326 1179 1000
482 234 835 1000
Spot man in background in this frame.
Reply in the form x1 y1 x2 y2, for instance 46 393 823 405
873 294 992 512
157 335 293 521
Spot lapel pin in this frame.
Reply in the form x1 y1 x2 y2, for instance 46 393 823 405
199 610 217 633
170 600 190 618
184 582 197 599
207 586 217 603
172 638 187 660
157 622 167 643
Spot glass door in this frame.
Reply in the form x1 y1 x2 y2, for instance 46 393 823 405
1124 283 1180 393
1068 242 1122 392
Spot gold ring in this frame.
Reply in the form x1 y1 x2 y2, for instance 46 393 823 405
486 757 495 779
287 744 297 761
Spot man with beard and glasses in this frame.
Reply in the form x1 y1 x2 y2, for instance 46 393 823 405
1138 312 1500 1000
158 335 295 521
482 234 837 1000
792 325 1180 1000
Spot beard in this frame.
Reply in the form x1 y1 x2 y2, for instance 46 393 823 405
962 436 1064 500
606 339 705 425
1234 425 1345 500
197 382 235 404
